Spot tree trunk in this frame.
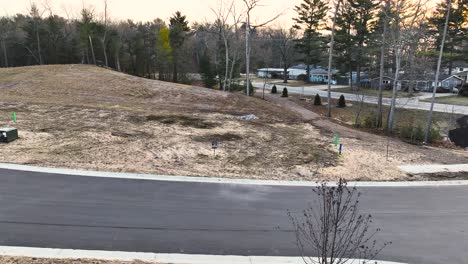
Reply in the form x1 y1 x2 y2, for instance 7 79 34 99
223 32 229 91
173 56 178 83
1 39 8 67
283 66 288 83
89 35 96 65
387 47 401 133
327 0 341 118
36 28 43 65
228 51 238 91
377 3 388 128
101 39 108 67
245 18 251 96
115 50 121 72
425 0 451 143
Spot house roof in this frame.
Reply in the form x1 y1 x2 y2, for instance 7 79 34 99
443 75 464 81
257 68 284 72
454 71 468 77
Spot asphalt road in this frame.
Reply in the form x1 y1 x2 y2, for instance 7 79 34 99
0 168 467 264
253 82 468 115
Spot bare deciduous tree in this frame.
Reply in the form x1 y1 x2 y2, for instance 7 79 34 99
288 180 390 264
377 0 390 128
425 0 452 143
100 0 109 67
387 0 426 132
211 0 234 91
242 0 283 96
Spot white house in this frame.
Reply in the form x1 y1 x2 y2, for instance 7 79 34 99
256 68 284 78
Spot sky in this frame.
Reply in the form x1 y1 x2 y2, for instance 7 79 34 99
0 0 307 27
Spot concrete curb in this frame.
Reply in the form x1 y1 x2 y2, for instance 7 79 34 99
1 163 468 187
0 246 407 264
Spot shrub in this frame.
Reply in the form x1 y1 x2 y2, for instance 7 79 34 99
281 88 289 97
297 74 307 81
363 112 378 129
399 124 425 144
337 95 346 107
314 94 322 105
271 85 277 94
398 124 441 144
460 84 468 97
246 81 255 96
428 126 442 143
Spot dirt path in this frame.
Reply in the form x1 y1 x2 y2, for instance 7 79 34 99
262 92 468 180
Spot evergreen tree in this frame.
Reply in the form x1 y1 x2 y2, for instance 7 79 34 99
169 11 190 83
337 94 346 107
293 0 328 82
281 87 289 97
199 51 216 88
349 0 379 85
314 94 322 105
271 85 277 94
334 1 356 78
428 0 467 75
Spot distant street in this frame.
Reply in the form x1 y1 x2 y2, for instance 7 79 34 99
253 82 468 115
0 168 467 264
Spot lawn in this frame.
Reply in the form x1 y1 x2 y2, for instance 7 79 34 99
422 95 468 106
330 87 416 98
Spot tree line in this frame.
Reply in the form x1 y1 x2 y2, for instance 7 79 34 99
0 0 466 139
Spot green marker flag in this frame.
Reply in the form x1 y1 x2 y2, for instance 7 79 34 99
12 112 17 123
333 135 339 146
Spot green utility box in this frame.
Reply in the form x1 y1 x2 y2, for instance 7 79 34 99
0 128 18 143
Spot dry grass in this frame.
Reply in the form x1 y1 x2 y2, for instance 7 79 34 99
0 256 155 264
0 65 335 181
1 65 466 181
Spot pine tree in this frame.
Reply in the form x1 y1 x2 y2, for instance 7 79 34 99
349 0 379 85
428 0 467 75
293 0 328 82
271 85 277 94
169 11 190 83
314 94 322 105
199 51 216 88
337 94 346 107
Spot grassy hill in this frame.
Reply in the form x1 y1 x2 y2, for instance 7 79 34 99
0 64 297 121
1 65 466 181
0 65 335 180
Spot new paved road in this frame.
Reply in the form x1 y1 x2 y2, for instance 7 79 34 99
0 168 466 264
